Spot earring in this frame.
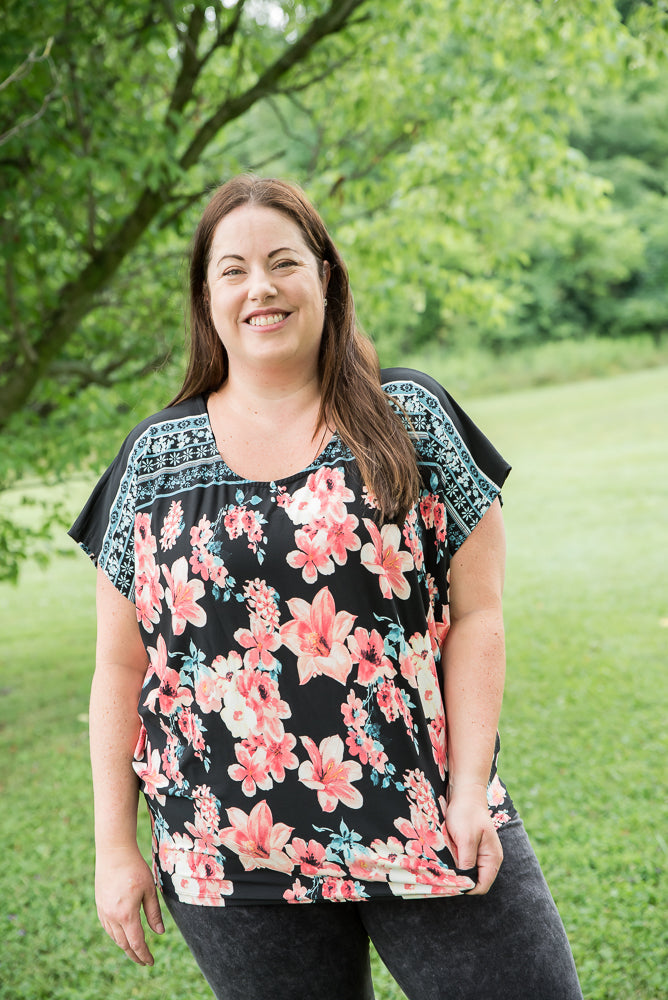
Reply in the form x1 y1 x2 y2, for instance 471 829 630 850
323 298 328 308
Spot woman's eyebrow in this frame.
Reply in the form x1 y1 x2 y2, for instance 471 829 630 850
214 247 299 268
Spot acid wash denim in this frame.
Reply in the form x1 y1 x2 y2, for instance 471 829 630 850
166 818 583 1000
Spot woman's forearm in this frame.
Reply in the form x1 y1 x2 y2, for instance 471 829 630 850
442 608 505 791
89 660 144 851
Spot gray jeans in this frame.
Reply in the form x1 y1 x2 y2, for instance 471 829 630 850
165 818 583 1000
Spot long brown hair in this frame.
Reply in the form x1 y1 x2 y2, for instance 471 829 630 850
172 175 420 523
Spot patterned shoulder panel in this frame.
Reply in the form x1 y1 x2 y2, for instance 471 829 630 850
381 371 504 552
98 406 214 599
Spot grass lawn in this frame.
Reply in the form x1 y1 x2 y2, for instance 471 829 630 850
1 365 666 999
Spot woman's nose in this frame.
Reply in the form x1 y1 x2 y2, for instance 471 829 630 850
247 268 277 301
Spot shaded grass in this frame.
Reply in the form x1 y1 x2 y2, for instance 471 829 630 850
1 366 667 999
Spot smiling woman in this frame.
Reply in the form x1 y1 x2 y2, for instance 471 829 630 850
205 204 330 382
68 175 583 1000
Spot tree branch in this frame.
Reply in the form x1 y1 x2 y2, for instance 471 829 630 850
0 37 54 92
0 0 372 428
179 0 370 171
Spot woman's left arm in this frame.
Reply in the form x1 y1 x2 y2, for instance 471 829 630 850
441 496 506 895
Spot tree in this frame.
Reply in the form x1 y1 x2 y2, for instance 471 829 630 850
0 0 640 579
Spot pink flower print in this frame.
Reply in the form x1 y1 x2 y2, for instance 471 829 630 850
287 528 334 584
285 838 345 877
346 627 394 686
195 668 224 714
394 811 445 860
362 486 379 509
135 558 164 632
429 714 447 780
263 730 299 782
144 634 194 716
158 830 193 875
399 645 419 689
419 492 438 529
224 506 244 539
348 848 389 883
360 519 414 600
241 509 264 544
189 544 216 582
190 515 214 548
341 690 368 730
133 743 169 805
234 615 281 669
285 466 354 525
280 586 355 685
404 769 441 826
370 835 406 865
413 658 441 722
160 500 184 551
228 743 273 796
220 681 256 739
162 556 207 635
243 578 280 629
235 668 291 743
345 727 375 766
397 855 473 895
376 679 399 723
432 501 447 542
402 507 424 571
368 745 388 773
160 727 185 788
327 513 361 566
492 809 512 830
174 850 233 905
135 513 158 571
321 878 366 901
177 706 206 755
184 786 222 847
298 735 363 813
283 878 311 902
220 800 294 874
487 774 507 808
310 466 354 517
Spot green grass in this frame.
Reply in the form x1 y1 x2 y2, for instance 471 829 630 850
1 366 667 999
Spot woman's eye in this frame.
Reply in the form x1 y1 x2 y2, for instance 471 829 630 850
222 267 244 277
275 259 297 269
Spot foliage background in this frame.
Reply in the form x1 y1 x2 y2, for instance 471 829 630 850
2 0 667 579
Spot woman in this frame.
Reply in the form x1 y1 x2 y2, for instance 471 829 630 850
70 175 582 1000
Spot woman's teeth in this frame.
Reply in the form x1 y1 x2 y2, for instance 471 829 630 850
247 313 287 327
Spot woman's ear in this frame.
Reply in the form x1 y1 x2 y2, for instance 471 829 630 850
322 260 331 296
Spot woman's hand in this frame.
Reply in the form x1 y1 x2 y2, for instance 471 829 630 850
95 845 164 966
444 783 503 895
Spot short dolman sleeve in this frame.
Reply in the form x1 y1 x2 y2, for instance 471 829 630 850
68 399 208 600
380 367 511 553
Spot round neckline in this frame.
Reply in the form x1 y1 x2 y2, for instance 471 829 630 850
199 393 342 486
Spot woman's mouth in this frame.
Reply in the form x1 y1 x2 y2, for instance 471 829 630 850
246 312 289 327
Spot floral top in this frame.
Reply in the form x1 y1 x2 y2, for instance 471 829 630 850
70 367 516 907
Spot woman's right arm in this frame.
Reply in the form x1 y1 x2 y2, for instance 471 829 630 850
91 567 164 966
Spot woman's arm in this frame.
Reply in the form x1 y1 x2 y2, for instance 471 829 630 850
91 567 164 965
441 497 506 895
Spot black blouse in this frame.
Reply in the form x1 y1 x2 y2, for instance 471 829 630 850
70 368 516 906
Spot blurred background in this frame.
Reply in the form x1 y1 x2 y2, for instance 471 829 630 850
1 2 666 998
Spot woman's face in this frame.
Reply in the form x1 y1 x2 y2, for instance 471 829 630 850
206 204 330 383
